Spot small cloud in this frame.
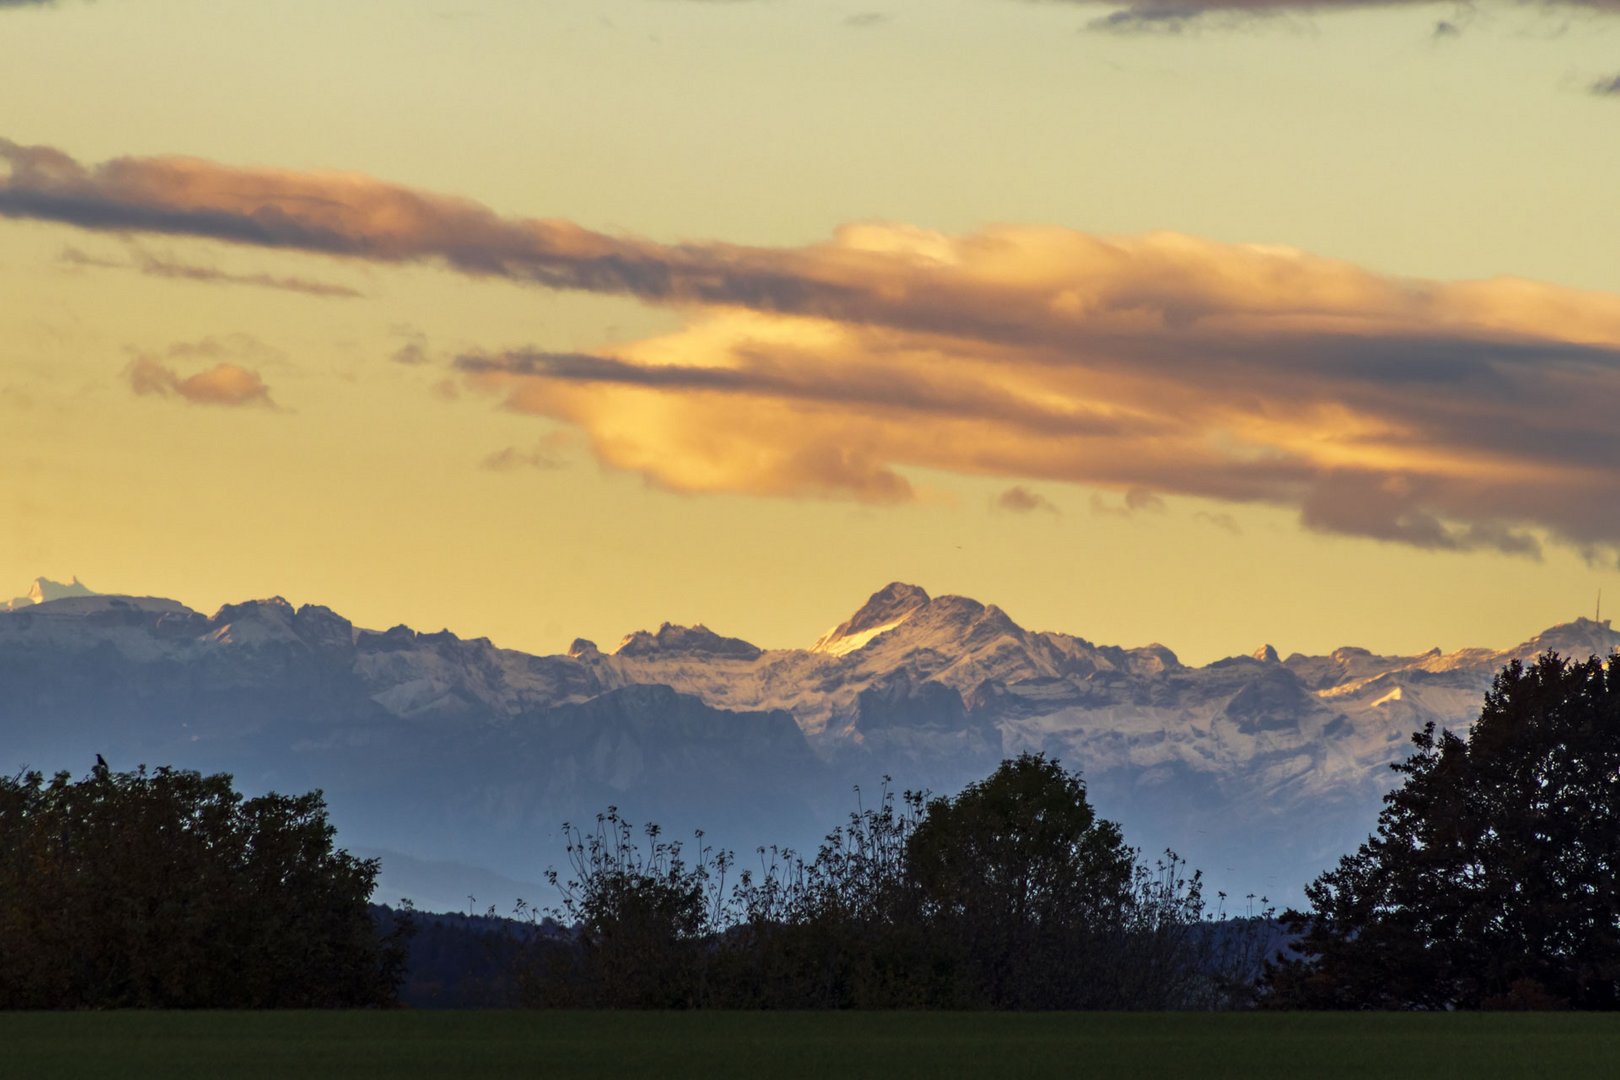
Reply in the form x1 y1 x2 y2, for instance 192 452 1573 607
127 357 275 408
1458 522 1543 560
844 12 890 27
431 377 462 401
389 325 435 365
392 342 429 365
1091 486 1166 516
1125 486 1165 512
57 244 361 299
1080 2 1497 37
481 446 558 472
995 485 1059 515
1195 510 1242 534
162 333 284 366
1592 72 1620 96
125 336 281 408
1087 8 1196 34
481 431 577 472
1578 543 1620 571
58 245 123 270
135 251 363 299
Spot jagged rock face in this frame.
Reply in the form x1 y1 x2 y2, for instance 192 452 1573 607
3 578 1617 904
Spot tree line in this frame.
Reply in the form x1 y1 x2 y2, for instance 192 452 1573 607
0 761 408 1009
515 753 1268 1010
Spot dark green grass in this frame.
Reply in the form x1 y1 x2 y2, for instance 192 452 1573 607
4 1011 1618 1080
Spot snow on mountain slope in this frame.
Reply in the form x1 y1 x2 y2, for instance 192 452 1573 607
589 585 1180 745
810 581 930 656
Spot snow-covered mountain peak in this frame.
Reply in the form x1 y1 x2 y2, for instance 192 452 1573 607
4 576 97 612
614 622 764 661
811 582 932 656
1251 644 1280 664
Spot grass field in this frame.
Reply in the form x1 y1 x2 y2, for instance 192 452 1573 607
4 1010 1618 1079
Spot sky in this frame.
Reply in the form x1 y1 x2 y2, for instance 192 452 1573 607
3 0 1620 666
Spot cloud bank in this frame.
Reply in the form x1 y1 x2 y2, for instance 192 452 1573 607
8 139 1620 557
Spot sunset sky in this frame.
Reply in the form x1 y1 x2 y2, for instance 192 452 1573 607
4 0 1620 665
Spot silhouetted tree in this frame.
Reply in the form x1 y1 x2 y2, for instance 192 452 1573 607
0 762 409 1008
1263 653 1620 1010
536 809 730 1008
907 753 1211 1008
904 754 1124 1005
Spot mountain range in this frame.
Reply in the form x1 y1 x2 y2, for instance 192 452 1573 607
4 576 1615 911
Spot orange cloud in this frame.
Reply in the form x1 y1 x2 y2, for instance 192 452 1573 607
10 140 1620 557
127 356 275 408
456 282 1620 557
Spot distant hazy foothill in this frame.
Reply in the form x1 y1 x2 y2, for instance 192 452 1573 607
2 577 1616 911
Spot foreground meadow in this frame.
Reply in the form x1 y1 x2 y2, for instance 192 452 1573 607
4 1011 1618 1079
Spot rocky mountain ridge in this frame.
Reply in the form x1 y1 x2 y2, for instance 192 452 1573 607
3 579 1615 906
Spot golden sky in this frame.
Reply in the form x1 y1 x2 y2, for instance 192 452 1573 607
4 0 1620 664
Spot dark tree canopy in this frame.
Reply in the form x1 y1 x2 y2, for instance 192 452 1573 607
0 762 408 1009
906 754 1138 1007
1265 653 1620 1010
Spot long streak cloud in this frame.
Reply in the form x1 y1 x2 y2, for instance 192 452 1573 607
1056 0 1620 32
6 138 1620 556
